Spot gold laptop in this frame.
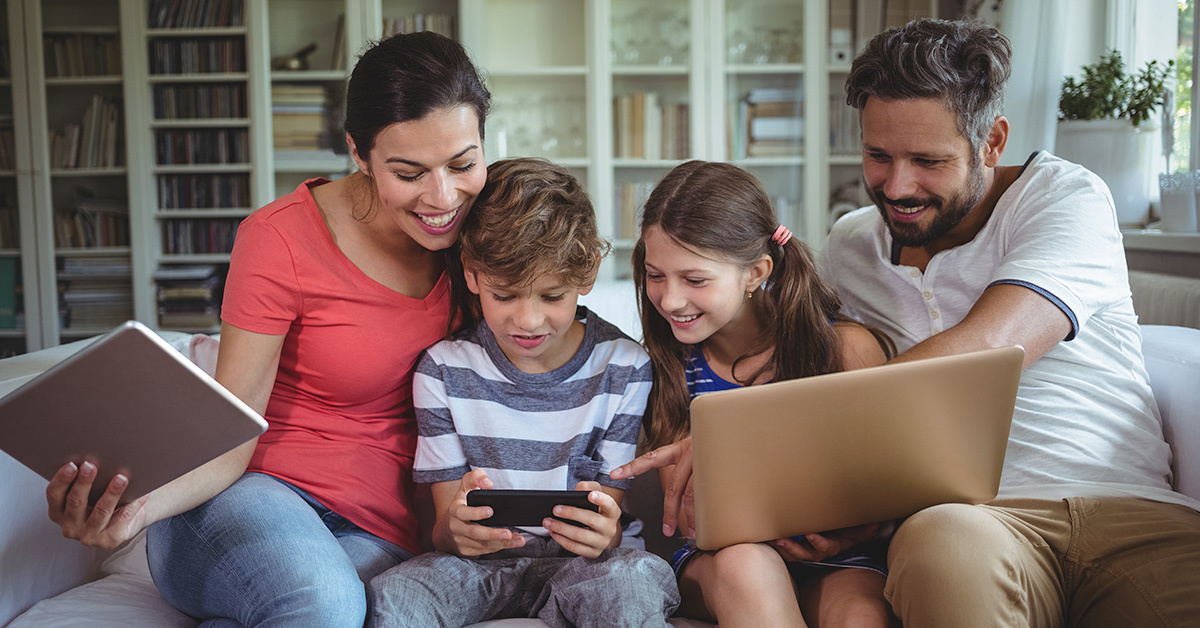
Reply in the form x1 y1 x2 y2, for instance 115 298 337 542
689 345 1023 550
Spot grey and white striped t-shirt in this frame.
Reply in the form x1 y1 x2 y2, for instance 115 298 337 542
413 306 650 493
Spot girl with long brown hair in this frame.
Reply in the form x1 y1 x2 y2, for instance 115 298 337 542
628 160 897 627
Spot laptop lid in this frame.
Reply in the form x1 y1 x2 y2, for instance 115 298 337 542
689 345 1023 551
0 321 267 505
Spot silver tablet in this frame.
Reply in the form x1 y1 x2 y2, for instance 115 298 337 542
0 321 267 505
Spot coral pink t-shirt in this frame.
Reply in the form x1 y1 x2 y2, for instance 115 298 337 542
222 179 451 553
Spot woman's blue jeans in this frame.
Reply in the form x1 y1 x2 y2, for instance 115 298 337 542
147 472 413 628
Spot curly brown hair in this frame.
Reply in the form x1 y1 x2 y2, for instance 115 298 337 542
455 158 610 325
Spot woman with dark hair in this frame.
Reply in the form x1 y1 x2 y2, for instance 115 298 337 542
43 31 491 627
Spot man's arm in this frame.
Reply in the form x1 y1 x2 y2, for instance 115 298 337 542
891 283 1071 369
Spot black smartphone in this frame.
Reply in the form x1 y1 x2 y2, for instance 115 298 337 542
466 489 598 527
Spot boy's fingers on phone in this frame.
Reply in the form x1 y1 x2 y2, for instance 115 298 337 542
460 469 493 494
545 524 603 559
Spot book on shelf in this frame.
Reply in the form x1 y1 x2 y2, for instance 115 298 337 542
272 85 331 151
749 116 803 141
150 37 246 74
157 173 251 209
829 94 861 156
156 128 250 165
0 116 14 170
58 269 134 329
155 263 223 330
745 87 803 105
616 181 654 240
746 139 802 158
58 255 131 278
53 189 131 249
164 219 240 255
154 264 219 282
614 93 690 160
0 257 18 329
150 0 246 29
0 194 18 249
49 95 123 170
736 90 803 159
154 84 247 119
42 34 120 78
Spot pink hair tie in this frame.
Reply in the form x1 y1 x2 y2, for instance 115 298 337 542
771 224 793 246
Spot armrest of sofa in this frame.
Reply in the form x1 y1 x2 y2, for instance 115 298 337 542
1 338 111 626
0 331 202 626
1141 324 1200 501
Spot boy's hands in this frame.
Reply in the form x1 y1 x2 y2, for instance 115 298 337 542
434 469 526 557
541 481 621 559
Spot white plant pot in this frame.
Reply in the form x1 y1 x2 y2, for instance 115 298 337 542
1055 119 1159 227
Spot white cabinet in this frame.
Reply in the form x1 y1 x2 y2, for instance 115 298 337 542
3 0 936 352
461 0 938 280
124 0 254 333
0 0 43 355
15 0 139 350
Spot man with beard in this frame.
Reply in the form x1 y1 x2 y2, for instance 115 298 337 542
819 18 1200 628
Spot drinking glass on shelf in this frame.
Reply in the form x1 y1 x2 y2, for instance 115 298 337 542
768 28 790 63
564 96 586 157
538 95 560 158
750 27 772 65
727 27 750 64
489 107 510 159
511 94 537 156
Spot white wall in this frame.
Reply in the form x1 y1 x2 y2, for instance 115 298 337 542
1001 0 1178 167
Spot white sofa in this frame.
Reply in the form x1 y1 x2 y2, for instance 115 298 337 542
2 279 1199 627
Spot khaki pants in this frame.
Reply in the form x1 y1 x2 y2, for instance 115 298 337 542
884 497 1200 627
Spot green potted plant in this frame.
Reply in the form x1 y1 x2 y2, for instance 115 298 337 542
1055 50 1173 227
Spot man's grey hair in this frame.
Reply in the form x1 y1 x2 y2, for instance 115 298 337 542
845 19 1012 158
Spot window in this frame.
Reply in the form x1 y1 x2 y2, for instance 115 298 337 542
1174 0 1194 173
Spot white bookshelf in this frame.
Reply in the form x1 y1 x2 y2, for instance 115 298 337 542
459 0 937 280
3 0 935 352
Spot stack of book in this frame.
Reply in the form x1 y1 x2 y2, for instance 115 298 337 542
155 264 223 330
164 218 239 255
58 256 133 330
153 84 247 119
42 34 121 77
53 189 130 249
155 128 250 165
47 94 123 169
272 84 328 154
741 88 803 159
613 93 690 160
157 173 250 210
149 0 246 29
149 37 245 74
